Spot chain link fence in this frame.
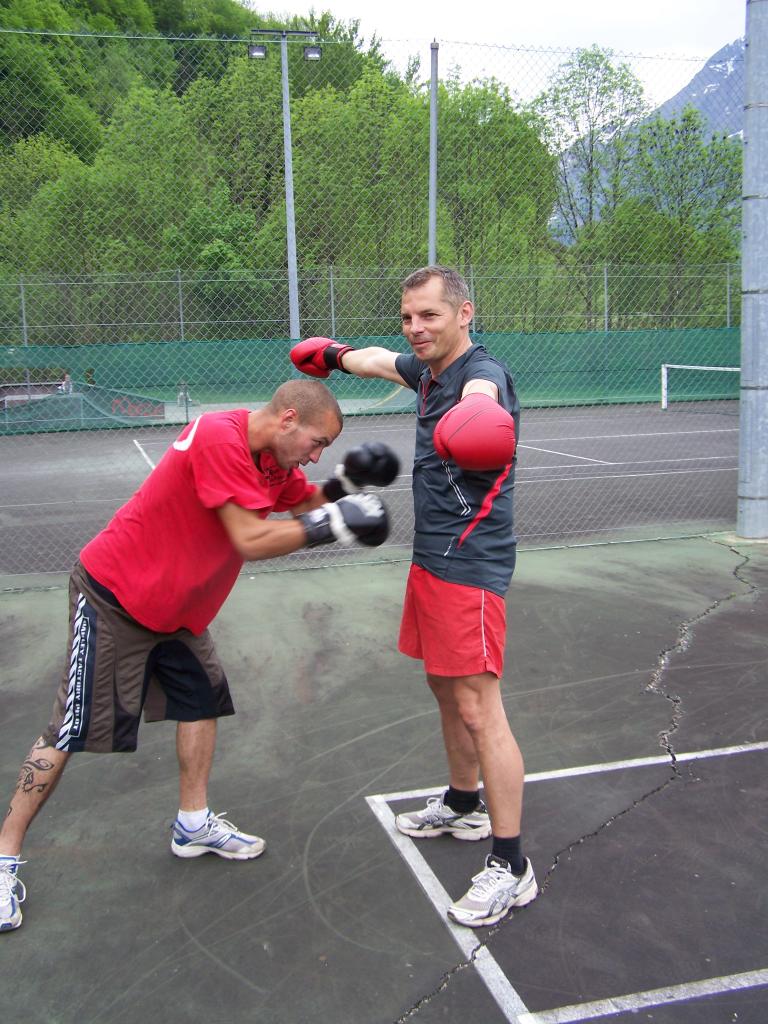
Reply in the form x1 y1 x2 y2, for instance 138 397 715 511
0 28 744 574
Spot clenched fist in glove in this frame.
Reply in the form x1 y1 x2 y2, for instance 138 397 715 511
291 337 356 378
433 393 516 471
323 441 400 502
298 493 389 548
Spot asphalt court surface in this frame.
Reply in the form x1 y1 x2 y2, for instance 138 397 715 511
1 531 766 1023
0 400 739 574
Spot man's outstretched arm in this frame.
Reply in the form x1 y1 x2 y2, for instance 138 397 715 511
291 336 406 385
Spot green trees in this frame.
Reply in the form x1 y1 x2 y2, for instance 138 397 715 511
533 46 647 326
532 46 740 329
437 76 556 331
631 107 740 242
534 45 646 241
0 14 742 339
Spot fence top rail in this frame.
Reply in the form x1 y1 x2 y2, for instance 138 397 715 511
0 27 718 60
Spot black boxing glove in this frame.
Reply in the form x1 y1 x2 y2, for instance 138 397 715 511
299 493 390 548
323 442 400 502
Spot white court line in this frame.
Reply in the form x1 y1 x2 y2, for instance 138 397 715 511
0 498 124 509
524 428 738 442
519 445 613 465
132 438 156 470
368 740 768 1023
366 794 530 1020
518 466 737 486
517 969 768 1023
374 741 768 803
519 455 736 472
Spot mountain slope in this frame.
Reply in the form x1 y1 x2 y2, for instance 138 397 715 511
654 38 744 137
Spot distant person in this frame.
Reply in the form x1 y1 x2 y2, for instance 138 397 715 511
0 379 398 932
57 373 72 395
291 266 536 928
84 368 95 386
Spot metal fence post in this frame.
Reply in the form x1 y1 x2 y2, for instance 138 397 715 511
428 41 438 265
738 0 768 538
603 264 609 331
726 262 732 327
281 33 301 340
19 275 31 395
177 268 186 341
329 264 337 337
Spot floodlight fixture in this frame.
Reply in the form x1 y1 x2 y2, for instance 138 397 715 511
247 42 267 59
303 45 322 61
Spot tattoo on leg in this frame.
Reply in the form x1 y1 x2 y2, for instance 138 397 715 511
16 755 56 796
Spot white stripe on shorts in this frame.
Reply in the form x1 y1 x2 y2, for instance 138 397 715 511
480 588 488 658
56 592 89 750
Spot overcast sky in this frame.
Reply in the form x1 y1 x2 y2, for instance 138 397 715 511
310 0 745 56
269 1 745 106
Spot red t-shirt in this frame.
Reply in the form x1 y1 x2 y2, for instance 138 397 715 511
81 409 316 634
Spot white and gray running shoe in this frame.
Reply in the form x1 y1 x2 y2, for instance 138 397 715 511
0 857 26 932
448 855 537 927
395 795 491 841
171 811 266 860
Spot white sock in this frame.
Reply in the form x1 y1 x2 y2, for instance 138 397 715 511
177 808 209 832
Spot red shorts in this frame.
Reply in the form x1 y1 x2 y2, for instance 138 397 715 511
398 564 506 678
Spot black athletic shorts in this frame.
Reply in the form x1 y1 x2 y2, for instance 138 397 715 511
42 561 235 753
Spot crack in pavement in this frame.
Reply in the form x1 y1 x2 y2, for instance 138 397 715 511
395 538 759 1022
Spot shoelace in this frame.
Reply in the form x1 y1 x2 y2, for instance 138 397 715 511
175 811 235 837
205 812 238 837
422 797 453 823
467 863 512 899
0 860 27 905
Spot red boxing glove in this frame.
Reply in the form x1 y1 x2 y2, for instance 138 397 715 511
290 337 355 379
433 393 516 471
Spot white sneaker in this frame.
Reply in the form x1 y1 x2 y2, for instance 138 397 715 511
448 855 537 927
171 812 265 860
395 795 491 841
0 857 26 932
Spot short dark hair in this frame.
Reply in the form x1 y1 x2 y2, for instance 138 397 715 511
268 379 342 429
401 265 471 308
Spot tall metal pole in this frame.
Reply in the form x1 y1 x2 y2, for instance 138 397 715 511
428 41 439 265
281 33 301 339
329 264 337 338
176 268 186 342
738 0 768 537
19 275 31 395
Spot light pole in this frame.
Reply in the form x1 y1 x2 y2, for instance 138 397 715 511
739 0 768 537
428 41 438 265
249 29 321 341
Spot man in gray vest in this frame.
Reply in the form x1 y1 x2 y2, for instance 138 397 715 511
291 266 537 928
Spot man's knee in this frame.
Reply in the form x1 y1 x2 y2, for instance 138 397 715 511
440 674 501 733
426 673 455 701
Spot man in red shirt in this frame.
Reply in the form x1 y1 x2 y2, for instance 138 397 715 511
0 379 397 932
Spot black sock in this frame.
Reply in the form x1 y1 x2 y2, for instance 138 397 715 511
491 835 525 875
444 786 480 815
